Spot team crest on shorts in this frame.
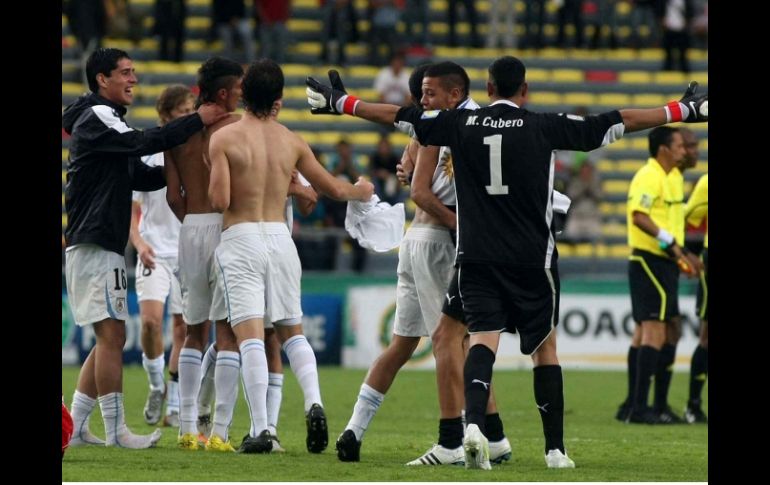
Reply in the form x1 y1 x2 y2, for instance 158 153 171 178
116 297 126 313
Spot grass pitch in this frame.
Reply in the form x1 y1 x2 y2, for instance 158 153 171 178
62 366 707 481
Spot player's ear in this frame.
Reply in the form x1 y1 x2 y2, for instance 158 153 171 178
520 82 529 99
486 81 494 98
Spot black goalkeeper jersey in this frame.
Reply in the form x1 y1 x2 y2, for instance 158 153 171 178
395 100 624 268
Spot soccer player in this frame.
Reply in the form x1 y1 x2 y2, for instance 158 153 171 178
165 56 244 452
63 47 226 449
129 85 195 428
208 59 373 453
684 169 708 424
306 55 707 469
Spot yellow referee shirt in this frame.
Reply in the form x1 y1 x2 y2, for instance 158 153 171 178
627 158 686 256
685 173 708 248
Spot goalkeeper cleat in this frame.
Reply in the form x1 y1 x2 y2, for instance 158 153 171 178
406 443 464 466
684 405 708 424
178 432 199 451
69 426 105 447
143 389 164 425
306 404 329 453
205 435 235 452
238 430 273 454
463 424 491 470
336 429 361 462
545 449 575 468
489 437 512 464
111 428 162 449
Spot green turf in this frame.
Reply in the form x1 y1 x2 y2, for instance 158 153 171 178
62 366 707 481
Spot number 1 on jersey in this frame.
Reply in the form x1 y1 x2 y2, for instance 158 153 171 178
484 135 509 195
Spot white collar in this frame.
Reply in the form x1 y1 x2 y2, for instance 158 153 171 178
490 99 521 108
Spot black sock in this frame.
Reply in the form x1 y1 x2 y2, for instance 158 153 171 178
169 371 179 382
625 347 639 405
654 343 676 411
464 345 495 435
438 417 463 449
688 345 708 407
533 365 564 454
484 413 505 442
633 345 659 410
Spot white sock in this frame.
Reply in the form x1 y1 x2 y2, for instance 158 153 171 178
166 378 180 414
99 392 161 449
178 348 202 435
267 373 284 435
283 334 322 412
142 353 166 392
71 390 104 444
346 383 384 441
211 350 240 441
240 339 269 438
197 343 218 416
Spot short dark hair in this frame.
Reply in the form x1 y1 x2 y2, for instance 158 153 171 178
408 63 432 106
488 56 526 98
86 48 131 93
242 59 284 117
648 126 680 157
196 56 244 105
424 61 470 98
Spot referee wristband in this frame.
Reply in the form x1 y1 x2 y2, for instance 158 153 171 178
656 228 675 247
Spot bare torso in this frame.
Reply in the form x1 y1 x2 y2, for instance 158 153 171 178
172 114 239 214
216 115 300 229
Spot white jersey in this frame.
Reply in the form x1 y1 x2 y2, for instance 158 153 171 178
285 172 311 234
433 97 480 205
132 152 181 258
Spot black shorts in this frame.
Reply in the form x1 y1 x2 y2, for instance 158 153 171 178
457 262 560 355
441 267 465 322
628 249 680 323
696 248 708 320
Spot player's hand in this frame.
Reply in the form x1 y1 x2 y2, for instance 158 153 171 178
396 163 412 186
679 81 708 123
138 242 156 270
197 103 229 125
355 176 375 201
684 252 704 276
306 70 356 115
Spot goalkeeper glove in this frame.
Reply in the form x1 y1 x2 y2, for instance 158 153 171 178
306 70 360 115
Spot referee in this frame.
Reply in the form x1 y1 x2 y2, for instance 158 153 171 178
306 56 708 469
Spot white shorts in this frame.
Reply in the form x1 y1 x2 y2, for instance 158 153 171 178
65 244 129 326
178 214 227 325
135 256 182 315
393 224 455 337
215 222 303 327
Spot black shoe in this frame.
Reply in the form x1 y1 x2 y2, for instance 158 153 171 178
656 406 685 424
684 405 708 424
238 430 273 454
626 407 661 424
306 403 329 453
336 429 361 462
615 401 631 422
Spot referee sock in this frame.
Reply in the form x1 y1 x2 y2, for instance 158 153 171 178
438 416 463 449
654 343 676 411
534 365 565 454
624 346 639 405
464 344 495 434
688 345 708 407
633 345 659 410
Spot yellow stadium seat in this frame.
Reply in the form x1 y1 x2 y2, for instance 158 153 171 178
653 71 688 85
62 83 86 96
62 149 69 161
601 223 626 237
186 17 210 29
602 180 630 194
348 66 381 78
529 92 562 105
598 93 631 107
638 49 664 61
132 107 157 121
617 159 644 172
599 202 615 215
604 48 637 61
632 93 666 107
556 243 574 257
618 70 652 84
596 159 615 172
526 68 551 83
288 19 321 32
564 92 596 106
574 243 594 257
610 244 631 258
551 69 583 83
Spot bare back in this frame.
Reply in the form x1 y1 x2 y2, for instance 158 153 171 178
212 116 301 229
171 114 239 214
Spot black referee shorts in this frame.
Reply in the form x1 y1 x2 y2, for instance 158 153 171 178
628 249 680 323
441 267 465 322
457 262 560 355
696 248 708 320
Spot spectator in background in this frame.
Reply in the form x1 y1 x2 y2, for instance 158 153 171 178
369 135 403 205
486 0 517 49
65 0 107 82
588 0 619 49
403 0 430 48
692 0 707 48
374 52 411 105
321 0 353 65
556 0 585 48
369 0 403 66
521 0 546 49
212 0 256 64
447 0 481 47
628 0 660 48
154 0 187 62
563 159 603 243
661 0 694 73
256 0 291 63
